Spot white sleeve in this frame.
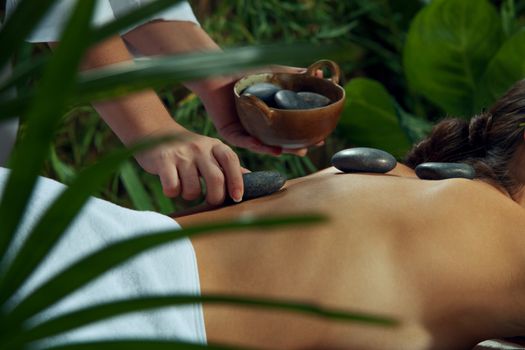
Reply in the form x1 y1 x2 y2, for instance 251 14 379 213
5 0 200 43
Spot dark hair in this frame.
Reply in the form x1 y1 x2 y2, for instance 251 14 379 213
405 80 525 196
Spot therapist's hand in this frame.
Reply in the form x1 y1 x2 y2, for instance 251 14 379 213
187 68 323 157
135 128 244 205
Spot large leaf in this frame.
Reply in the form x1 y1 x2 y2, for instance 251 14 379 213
11 294 396 346
475 29 525 110
1 215 326 327
0 0 95 274
403 0 503 116
338 78 411 158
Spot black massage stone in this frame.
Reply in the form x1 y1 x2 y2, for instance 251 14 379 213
297 92 331 108
243 171 286 200
415 162 475 180
331 147 397 173
274 90 304 109
224 171 286 204
274 90 331 109
242 83 281 104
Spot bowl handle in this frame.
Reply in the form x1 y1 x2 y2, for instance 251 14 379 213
239 94 274 124
306 59 341 85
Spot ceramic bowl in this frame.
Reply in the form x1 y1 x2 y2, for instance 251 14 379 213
233 60 345 148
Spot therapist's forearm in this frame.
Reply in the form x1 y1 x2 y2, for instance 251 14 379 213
122 21 238 135
51 35 186 145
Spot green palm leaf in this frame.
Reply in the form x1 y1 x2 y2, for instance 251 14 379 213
0 0 95 277
0 43 353 119
10 294 396 346
75 44 351 101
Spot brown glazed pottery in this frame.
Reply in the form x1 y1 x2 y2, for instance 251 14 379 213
234 60 346 148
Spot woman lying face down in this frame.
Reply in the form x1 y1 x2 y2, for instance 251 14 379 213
177 79 525 350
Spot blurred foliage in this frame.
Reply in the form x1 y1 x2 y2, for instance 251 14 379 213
4 0 523 213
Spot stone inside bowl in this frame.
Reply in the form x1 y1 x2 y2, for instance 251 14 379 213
241 82 332 110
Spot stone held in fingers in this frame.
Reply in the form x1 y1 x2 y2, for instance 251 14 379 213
331 147 397 173
297 92 331 108
242 83 281 104
224 171 286 204
242 171 286 200
415 162 475 180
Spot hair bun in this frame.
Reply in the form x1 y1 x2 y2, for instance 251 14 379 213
468 113 492 151
404 118 470 167
406 78 525 197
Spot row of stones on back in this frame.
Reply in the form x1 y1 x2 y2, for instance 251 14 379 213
242 83 331 109
331 147 476 180
225 147 477 206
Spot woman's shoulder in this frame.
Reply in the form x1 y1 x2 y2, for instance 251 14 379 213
424 177 525 227
429 177 509 202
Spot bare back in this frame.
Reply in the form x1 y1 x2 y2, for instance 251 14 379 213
178 166 525 350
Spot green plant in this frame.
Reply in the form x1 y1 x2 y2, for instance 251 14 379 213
338 0 525 158
0 1 396 349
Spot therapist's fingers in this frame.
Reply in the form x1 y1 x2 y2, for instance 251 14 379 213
213 143 244 203
159 166 181 198
197 157 226 205
177 161 202 201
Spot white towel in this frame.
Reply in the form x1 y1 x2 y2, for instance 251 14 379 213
0 167 207 347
